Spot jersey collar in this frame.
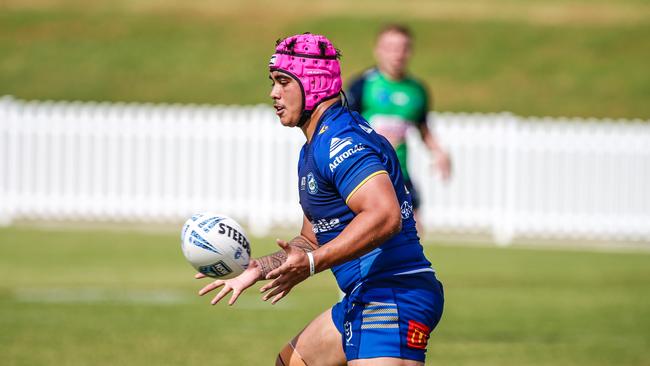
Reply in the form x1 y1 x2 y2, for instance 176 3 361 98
309 101 343 145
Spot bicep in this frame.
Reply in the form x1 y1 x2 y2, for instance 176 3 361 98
346 172 400 216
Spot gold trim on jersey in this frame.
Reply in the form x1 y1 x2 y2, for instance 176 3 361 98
345 170 388 204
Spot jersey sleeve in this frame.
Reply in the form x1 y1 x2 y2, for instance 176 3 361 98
316 128 387 204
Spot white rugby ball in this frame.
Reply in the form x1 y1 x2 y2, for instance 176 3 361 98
180 213 251 279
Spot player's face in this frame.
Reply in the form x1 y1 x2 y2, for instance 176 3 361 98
374 31 412 79
269 71 303 127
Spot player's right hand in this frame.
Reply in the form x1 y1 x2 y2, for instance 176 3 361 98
196 260 262 306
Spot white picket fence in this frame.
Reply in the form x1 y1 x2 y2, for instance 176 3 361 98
1 96 649 244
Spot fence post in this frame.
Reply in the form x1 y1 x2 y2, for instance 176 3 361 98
0 96 15 226
493 113 519 245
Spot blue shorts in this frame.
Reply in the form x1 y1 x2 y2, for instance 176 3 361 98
331 273 444 362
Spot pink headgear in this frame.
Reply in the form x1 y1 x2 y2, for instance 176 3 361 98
269 33 342 122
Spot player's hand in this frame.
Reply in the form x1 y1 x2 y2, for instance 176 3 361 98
196 260 262 306
433 150 452 182
259 239 310 304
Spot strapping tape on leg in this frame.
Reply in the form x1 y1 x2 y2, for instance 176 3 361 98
277 341 308 366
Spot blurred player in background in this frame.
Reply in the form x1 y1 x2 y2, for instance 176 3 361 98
195 33 444 366
347 24 452 234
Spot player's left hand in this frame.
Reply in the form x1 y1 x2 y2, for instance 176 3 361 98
433 150 452 182
196 260 262 306
259 239 310 304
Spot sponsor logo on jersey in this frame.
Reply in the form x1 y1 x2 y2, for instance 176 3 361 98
307 172 318 194
329 137 353 158
359 123 373 134
312 218 340 233
406 320 430 349
319 125 329 135
401 201 413 219
300 176 306 191
329 144 365 172
391 91 410 106
344 321 354 347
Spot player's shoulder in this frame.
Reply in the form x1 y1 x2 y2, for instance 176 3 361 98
404 74 430 95
316 106 375 142
312 108 376 165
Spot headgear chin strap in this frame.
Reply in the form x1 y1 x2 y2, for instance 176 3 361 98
269 33 342 127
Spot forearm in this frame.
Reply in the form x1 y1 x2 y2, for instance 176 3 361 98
311 210 400 273
254 235 316 279
421 128 445 155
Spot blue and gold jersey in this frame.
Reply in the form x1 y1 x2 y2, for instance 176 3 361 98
298 102 432 293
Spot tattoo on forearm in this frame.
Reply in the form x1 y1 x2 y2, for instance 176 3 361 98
288 235 317 253
255 235 316 279
256 251 287 279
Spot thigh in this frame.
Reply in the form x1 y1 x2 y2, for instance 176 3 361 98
343 284 443 363
291 307 347 366
348 357 423 366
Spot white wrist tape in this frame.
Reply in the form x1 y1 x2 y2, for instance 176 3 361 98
306 252 315 277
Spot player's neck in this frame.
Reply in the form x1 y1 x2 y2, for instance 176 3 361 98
379 67 406 81
301 98 340 143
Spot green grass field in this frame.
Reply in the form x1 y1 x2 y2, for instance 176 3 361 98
1 225 649 365
1 0 649 118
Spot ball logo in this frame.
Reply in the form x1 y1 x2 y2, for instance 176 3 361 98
217 222 251 256
198 216 224 233
234 247 243 260
189 230 221 254
199 260 233 277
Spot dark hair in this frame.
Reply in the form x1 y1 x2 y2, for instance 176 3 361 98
376 24 413 41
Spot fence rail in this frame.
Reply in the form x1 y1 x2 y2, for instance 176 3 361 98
1 96 649 244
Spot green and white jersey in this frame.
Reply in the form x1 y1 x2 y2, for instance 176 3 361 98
347 68 429 181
